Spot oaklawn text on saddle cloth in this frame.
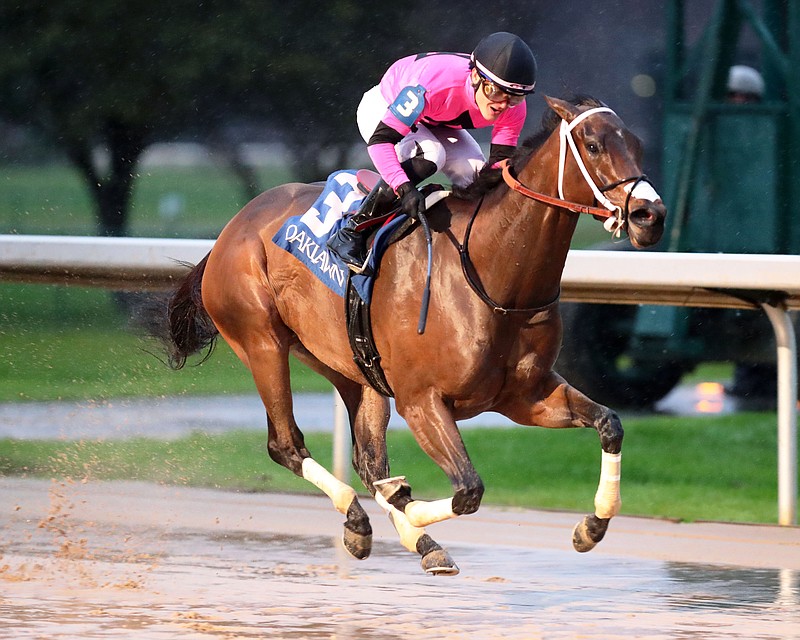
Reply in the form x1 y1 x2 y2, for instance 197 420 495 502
272 170 406 302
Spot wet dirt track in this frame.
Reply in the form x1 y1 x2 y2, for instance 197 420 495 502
1 478 799 639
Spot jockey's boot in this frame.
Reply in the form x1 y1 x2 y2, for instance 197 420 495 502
326 179 396 272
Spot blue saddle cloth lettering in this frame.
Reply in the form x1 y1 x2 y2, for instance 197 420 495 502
271 170 407 303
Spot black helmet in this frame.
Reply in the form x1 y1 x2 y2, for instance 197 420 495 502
471 32 537 94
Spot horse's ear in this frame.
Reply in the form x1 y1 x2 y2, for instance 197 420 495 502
545 96 580 123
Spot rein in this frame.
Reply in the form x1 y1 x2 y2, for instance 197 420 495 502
499 159 614 218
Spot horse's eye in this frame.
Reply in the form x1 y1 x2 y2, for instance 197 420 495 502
586 142 600 154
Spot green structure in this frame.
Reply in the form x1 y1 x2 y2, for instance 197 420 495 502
663 0 799 254
557 0 800 407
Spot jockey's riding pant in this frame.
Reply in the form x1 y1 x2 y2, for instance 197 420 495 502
357 86 484 189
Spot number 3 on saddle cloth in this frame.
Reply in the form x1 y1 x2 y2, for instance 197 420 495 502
271 169 416 396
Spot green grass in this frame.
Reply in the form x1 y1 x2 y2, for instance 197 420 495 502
0 164 292 238
572 214 613 249
0 282 331 402
0 412 781 524
1 325 255 402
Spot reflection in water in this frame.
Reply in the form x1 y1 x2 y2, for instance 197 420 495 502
3 522 799 639
665 562 798 614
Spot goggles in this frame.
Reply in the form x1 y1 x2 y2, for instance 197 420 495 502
478 72 528 106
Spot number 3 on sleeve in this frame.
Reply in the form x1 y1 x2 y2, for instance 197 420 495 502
389 85 426 127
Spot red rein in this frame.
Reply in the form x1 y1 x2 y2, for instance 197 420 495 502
498 159 615 219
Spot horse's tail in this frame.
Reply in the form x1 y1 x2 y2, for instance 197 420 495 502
163 253 219 369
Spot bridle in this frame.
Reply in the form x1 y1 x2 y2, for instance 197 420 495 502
500 106 656 237
459 106 658 315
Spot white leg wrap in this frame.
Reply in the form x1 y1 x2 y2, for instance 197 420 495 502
594 451 622 519
301 458 357 515
374 492 425 553
404 498 456 528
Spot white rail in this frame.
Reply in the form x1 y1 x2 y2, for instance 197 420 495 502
3 235 800 307
1 234 797 524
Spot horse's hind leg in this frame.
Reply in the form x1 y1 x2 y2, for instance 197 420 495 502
260 359 372 560
296 449 372 560
207 301 372 560
352 387 459 575
288 345 374 559
253 354 373 559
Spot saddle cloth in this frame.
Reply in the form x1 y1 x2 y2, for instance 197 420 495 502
271 169 408 303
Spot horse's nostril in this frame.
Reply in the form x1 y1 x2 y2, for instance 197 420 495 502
629 207 664 227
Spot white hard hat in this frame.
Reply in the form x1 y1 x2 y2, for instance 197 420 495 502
727 65 765 97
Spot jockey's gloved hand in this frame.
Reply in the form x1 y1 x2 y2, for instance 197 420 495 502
396 182 426 219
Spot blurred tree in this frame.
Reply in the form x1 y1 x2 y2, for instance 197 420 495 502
0 0 542 236
232 2 413 183
0 1 411 236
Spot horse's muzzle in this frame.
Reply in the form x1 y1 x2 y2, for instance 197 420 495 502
626 200 666 248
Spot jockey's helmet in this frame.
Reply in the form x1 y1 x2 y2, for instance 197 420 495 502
471 32 537 95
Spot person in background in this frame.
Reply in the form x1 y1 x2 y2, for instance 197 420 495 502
723 65 777 404
326 32 537 272
725 64 764 104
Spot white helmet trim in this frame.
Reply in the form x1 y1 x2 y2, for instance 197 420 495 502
473 58 535 94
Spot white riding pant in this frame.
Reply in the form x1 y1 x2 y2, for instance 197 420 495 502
356 85 485 188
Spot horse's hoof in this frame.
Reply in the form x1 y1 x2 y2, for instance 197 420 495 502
572 520 597 553
421 548 459 576
343 527 372 560
572 514 609 553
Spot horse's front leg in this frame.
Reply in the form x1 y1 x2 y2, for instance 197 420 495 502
352 387 459 575
380 391 485 527
500 371 622 553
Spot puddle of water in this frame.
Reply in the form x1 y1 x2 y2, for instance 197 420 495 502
1 480 798 640
4 521 798 640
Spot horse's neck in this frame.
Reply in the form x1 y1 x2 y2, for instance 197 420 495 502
470 138 579 309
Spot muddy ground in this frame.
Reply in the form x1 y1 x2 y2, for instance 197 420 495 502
1 478 798 639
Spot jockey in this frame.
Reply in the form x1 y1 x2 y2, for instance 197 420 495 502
327 31 538 272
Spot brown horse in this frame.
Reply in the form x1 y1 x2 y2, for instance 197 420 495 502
158 95 666 575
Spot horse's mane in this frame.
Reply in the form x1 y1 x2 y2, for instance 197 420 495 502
451 94 607 201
